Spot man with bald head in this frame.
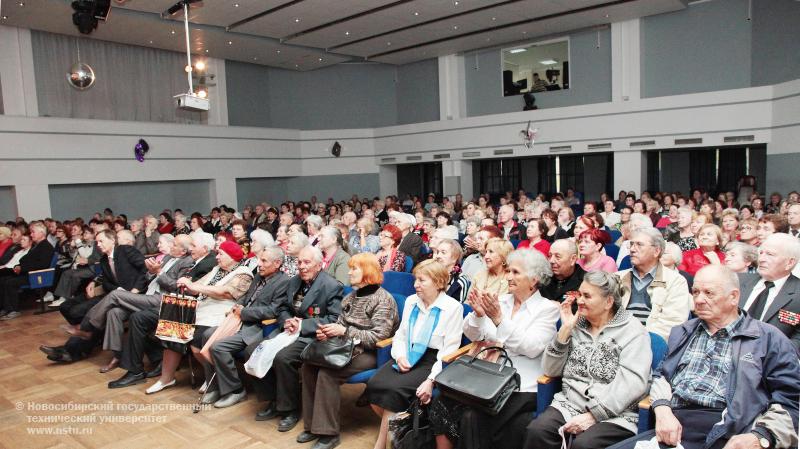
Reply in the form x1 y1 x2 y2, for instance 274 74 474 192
497 204 525 241
539 239 585 304
738 232 800 352
609 264 799 449
253 246 342 432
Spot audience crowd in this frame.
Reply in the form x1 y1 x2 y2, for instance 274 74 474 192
1 186 799 449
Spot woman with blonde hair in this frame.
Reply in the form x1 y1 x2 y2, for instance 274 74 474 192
468 238 513 301
678 223 726 276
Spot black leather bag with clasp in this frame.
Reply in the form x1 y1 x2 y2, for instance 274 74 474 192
299 336 355 370
434 346 520 415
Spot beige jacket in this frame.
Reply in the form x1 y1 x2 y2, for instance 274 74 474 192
618 264 691 340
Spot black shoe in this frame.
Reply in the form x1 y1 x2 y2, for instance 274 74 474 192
278 413 300 432
145 362 162 378
255 403 278 421
312 436 340 449
108 371 147 389
46 352 74 363
296 431 319 444
39 345 66 357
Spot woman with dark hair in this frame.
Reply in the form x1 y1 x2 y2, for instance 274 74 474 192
436 211 453 228
541 209 569 243
376 224 407 272
432 239 471 303
517 219 551 256
230 219 252 257
157 213 174 235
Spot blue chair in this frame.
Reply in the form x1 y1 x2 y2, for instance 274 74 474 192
382 271 415 297
342 286 354 296
510 239 520 249
404 256 414 273
536 332 668 424
22 253 59 315
604 244 620 261
345 292 407 384
618 255 632 270
609 230 622 242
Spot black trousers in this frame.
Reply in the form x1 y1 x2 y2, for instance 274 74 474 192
119 307 163 375
59 294 101 325
64 332 102 360
253 339 308 413
607 408 727 449
0 274 28 312
523 406 635 449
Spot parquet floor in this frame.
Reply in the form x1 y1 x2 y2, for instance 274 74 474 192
0 307 380 449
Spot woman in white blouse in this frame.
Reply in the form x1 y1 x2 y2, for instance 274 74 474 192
430 248 559 449
365 259 464 449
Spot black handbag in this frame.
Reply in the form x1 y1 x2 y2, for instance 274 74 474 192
434 346 520 415
299 336 355 369
388 399 435 449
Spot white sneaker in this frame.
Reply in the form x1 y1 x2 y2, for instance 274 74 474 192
145 379 176 395
48 298 67 308
43 292 55 302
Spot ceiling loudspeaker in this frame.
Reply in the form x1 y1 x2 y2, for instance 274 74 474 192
331 141 342 157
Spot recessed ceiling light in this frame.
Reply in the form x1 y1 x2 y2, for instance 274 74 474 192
453 1 459 5
522 31 527 34
387 42 391 46
170 30 176 34
413 11 419 16
453 25 458 30
294 18 300 23
276 49 281 53
491 17 496 21
148 40 153 44
345 31 350 35
18 2 24 6
228 41 232 45
319 57 323 61
253 57 258 61
234 3 239 7
2 15 8 19
205 49 209 53
605 14 609 18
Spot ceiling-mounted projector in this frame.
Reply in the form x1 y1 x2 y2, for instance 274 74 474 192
174 93 209 111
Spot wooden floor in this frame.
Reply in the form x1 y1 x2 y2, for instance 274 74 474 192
0 307 381 449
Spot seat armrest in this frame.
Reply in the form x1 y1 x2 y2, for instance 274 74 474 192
376 338 393 348
28 268 56 275
442 343 475 365
261 318 277 326
537 375 559 385
639 396 652 410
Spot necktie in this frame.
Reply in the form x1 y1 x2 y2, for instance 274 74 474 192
748 280 774 320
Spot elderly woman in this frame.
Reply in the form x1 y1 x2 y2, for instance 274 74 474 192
523 271 652 449
218 212 233 233
231 219 252 257
299 253 399 448
432 239 471 303
576 228 616 273
349 217 380 254
666 207 698 251
542 209 569 243
570 215 595 242
365 260 464 449
146 241 253 395
737 217 759 246
153 233 174 264
724 241 758 274
157 213 175 235
376 224 407 272
517 219 550 256
318 226 351 285
469 237 513 299
719 208 740 246
431 249 559 449
557 207 576 237
243 229 275 272
172 214 190 236
0 227 13 261
655 204 679 229
275 224 290 251
281 233 309 278
678 224 726 276
141 216 161 255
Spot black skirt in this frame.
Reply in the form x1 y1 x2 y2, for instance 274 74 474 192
365 348 438 413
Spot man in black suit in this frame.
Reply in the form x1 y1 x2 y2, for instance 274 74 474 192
104 231 218 387
738 232 800 353
254 246 342 432
393 212 424 265
0 222 54 320
207 246 289 408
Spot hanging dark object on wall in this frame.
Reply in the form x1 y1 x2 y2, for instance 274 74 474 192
134 139 150 162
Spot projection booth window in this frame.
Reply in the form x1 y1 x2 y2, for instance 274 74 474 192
501 38 570 97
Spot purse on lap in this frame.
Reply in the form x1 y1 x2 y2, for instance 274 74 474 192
299 336 356 370
434 346 520 415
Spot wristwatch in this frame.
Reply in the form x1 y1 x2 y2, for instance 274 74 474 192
751 427 773 449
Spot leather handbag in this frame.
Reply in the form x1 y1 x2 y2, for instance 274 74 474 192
300 336 356 370
434 346 520 415
389 399 435 449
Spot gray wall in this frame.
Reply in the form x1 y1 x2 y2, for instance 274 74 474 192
236 177 289 208
641 0 752 98
48 180 211 221
464 28 612 117
0 187 16 222
227 59 439 130
583 154 609 202
237 174 379 207
751 0 800 86
766 153 800 197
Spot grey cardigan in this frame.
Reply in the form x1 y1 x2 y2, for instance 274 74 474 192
543 308 652 434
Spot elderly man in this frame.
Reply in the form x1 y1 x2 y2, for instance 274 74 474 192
539 239 586 304
787 203 800 238
62 234 196 372
254 246 342 432
616 213 654 267
609 265 799 449
209 246 289 408
498 204 526 241
618 228 691 340
0 222 54 320
738 233 800 352
394 213 424 265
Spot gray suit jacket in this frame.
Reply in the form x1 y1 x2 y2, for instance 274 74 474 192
277 271 343 343
739 272 800 352
237 271 290 346
154 255 196 294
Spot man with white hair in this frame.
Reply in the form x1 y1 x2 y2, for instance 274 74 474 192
497 204 525 241
394 212 424 265
738 232 800 352
615 212 654 267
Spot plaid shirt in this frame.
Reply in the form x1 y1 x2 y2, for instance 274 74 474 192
670 314 744 409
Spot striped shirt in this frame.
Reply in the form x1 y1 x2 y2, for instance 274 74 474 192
627 266 656 325
670 314 744 409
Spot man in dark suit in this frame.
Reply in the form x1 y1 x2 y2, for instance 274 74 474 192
738 233 800 353
254 246 342 432
104 231 218 387
207 246 289 408
393 212 424 265
0 222 54 320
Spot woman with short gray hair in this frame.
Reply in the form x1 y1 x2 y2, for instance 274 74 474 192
724 241 758 273
523 270 652 449
431 248 559 449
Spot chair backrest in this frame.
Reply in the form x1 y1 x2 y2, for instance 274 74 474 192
618 255 632 270
391 293 407 316
510 239 520 249
382 271 416 296
604 244 620 260
609 230 622 242
49 252 59 268
404 256 413 273
342 286 353 296
649 332 668 371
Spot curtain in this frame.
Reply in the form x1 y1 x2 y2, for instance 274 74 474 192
717 147 747 193
559 155 584 193
689 149 716 193
537 157 556 195
646 151 660 192
31 30 204 124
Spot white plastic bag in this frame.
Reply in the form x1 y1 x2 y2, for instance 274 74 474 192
244 331 300 378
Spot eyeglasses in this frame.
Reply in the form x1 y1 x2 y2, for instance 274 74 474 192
629 241 653 249
379 233 392 239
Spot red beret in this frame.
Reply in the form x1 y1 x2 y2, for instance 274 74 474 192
218 240 244 262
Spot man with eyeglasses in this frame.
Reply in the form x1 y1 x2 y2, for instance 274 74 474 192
617 228 691 340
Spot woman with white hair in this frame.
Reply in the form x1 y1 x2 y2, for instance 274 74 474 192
430 249 560 449
349 217 380 254
724 241 758 274
281 233 309 277
318 225 351 285
242 229 275 272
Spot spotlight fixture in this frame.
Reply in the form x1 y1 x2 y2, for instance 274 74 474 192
71 0 111 34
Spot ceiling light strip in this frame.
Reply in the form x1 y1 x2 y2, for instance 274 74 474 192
227 0 309 31
282 0 415 43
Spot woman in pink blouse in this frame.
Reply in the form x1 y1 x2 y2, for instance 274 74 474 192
576 228 617 273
